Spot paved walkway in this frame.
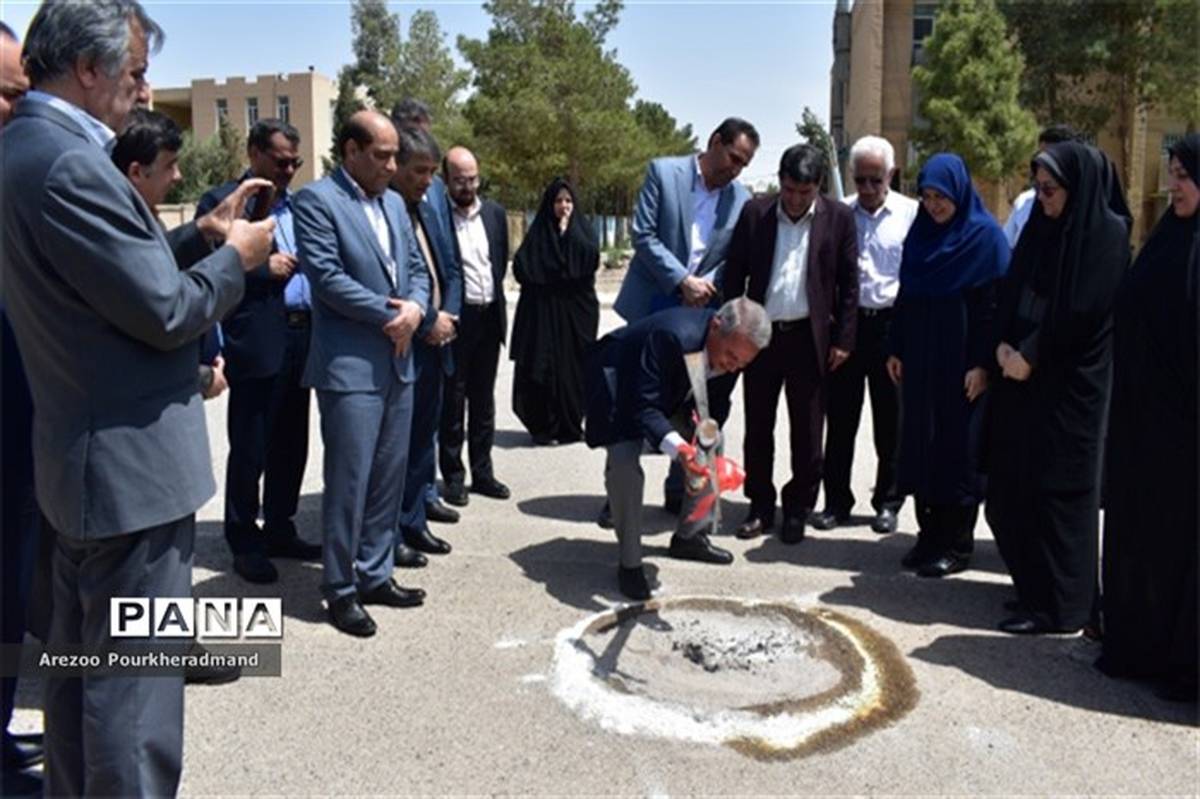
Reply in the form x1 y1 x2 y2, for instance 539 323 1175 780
13 302 1197 795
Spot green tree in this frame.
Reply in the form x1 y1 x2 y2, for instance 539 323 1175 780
458 0 644 211
632 100 695 156
167 117 245 204
911 0 1037 183
796 106 840 195
395 9 471 144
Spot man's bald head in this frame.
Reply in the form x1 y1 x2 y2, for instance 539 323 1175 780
443 145 481 209
0 23 29 128
338 109 399 197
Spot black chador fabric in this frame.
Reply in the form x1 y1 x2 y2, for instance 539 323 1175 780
509 178 600 442
1100 133 1198 687
988 142 1132 630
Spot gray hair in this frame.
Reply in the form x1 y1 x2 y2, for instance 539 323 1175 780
714 297 771 350
396 125 440 166
849 135 895 174
24 0 163 85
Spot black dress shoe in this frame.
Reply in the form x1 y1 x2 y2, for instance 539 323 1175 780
471 477 511 500
406 526 452 555
663 494 683 515
531 433 557 446
328 595 376 637
425 500 460 524
597 501 613 529
870 508 898 534
916 553 970 578
264 534 321 561
735 514 773 540
809 509 848 531
668 532 733 564
184 643 242 685
394 542 428 569
2 732 43 771
617 565 651 601
442 483 469 507
232 552 278 584
360 578 425 608
998 613 1077 636
779 515 807 545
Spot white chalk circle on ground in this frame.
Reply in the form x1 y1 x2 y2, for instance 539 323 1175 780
550 596 918 760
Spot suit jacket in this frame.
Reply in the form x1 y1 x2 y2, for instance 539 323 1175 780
724 194 859 376
585 307 729 449
409 184 463 376
294 169 430 392
447 196 510 342
615 155 750 322
195 176 288 382
0 99 244 539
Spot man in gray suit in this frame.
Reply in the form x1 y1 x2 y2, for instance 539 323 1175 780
612 117 759 517
294 110 431 637
0 2 275 794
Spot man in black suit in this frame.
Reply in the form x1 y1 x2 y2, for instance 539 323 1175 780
389 123 463 562
724 144 859 545
584 299 771 600
439 146 511 506
197 118 321 584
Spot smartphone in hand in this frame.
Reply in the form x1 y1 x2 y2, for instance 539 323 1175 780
248 184 275 221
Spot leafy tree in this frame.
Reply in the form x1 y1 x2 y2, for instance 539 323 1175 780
911 0 1038 182
458 0 644 211
167 116 245 204
632 100 695 156
796 106 840 194
394 9 471 143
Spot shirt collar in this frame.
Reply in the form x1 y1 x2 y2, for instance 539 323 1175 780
454 196 482 220
24 90 115 150
340 167 380 203
776 196 818 226
694 156 718 195
852 190 896 219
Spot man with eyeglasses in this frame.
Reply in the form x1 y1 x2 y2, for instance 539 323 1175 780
811 135 917 535
198 118 321 584
439 146 512 507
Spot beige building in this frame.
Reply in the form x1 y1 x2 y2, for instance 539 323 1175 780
830 0 1187 242
152 70 337 188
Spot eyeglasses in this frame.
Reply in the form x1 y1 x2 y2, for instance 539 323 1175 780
275 156 304 171
854 176 885 186
1034 181 1060 198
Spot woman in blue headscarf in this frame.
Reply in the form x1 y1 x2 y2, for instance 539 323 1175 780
885 153 1009 577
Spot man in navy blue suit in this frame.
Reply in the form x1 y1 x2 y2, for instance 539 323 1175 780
388 122 463 563
584 298 771 600
197 118 321 584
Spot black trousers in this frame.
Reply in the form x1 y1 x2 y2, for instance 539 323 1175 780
743 320 825 520
823 307 903 515
439 302 503 488
224 323 311 554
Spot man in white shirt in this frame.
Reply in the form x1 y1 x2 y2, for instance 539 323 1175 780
439 146 512 507
724 144 859 544
1003 125 1080 248
813 136 917 534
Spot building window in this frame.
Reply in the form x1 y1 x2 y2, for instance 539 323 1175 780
912 3 937 65
246 97 259 127
276 95 289 124
215 98 228 122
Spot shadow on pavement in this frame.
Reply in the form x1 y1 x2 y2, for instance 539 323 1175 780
517 493 677 535
509 537 664 612
743 529 1010 577
911 633 1199 726
817 571 1014 632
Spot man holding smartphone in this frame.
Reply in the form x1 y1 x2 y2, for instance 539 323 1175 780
197 118 320 584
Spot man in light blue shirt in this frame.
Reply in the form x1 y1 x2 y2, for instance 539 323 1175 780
197 118 320 584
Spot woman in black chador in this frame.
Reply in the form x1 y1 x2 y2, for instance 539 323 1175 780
1097 133 1198 701
988 142 1132 636
886 153 1009 577
509 177 600 445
